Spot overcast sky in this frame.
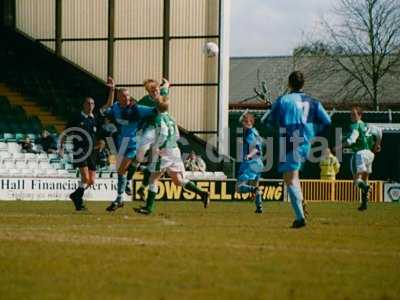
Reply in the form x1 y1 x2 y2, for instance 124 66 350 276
230 0 337 57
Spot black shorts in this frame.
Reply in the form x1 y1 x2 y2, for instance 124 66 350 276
73 152 97 171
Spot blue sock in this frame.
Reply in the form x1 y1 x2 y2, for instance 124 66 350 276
287 184 305 221
115 175 127 203
238 183 256 193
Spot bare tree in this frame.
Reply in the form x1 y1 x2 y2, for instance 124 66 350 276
295 0 400 110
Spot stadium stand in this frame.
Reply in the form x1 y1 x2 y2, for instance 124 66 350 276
0 28 234 178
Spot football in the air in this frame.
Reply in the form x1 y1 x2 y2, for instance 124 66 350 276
204 42 219 57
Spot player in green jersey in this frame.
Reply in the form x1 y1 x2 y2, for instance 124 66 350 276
339 106 382 210
132 79 170 201
134 96 210 215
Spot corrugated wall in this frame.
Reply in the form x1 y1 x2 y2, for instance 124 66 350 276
170 38 218 84
170 0 219 36
15 0 55 49
114 40 163 84
62 0 108 38
63 41 108 80
14 0 222 144
169 0 220 140
115 0 163 37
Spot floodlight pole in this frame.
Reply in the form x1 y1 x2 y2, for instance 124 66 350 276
217 0 230 157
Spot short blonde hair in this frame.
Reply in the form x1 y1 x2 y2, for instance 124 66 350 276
143 79 159 87
242 112 255 125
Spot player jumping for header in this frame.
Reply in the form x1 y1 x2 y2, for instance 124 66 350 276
133 79 170 201
101 77 158 212
263 71 331 228
130 96 210 215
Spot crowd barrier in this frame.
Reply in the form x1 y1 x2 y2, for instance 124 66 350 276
300 180 384 202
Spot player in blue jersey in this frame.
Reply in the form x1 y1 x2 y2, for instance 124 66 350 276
100 77 157 212
263 71 331 228
237 112 264 213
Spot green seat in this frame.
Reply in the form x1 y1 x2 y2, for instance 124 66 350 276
15 133 26 142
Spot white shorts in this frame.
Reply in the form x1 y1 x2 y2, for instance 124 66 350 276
150 147 185 175
351 149 375 175
136 128 156 163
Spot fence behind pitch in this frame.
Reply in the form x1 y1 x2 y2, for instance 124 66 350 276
300 180 383 202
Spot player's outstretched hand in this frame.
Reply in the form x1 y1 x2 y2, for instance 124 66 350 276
161 78 170 88
106 76 115 90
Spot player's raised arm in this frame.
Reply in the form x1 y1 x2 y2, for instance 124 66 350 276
121 102 157 122
100 76 116 114
160 78 170 96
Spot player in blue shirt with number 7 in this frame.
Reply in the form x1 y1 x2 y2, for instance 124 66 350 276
263 71 331 228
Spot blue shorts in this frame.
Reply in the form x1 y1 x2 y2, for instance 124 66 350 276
238 159 264 181
117 136 137 160
278 144 310 173
121 147 136 160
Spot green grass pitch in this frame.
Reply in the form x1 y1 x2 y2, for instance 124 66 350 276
0 201 399 300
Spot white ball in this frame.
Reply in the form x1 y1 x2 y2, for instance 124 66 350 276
204 42 219 57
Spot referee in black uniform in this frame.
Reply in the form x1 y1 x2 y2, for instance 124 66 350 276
60 97 98 211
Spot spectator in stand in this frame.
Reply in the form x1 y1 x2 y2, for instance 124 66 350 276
184 151 206 172
39 130 58 154
20 137 38 154
94 139 110 169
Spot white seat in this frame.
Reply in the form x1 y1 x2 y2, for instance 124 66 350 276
0 169 9 177
24 153 37 160
21 168 34 177
27 161 39 169
48 153 59 160
51 162 63 170
33 169 46 177
9 169 20 177
100 172 111 178
0 151 11 160
0 142 7 151
38 161 51 170
15 159 26 169
64 142 74 152
45 169 58 177
3 159 14 170
38 153 48 160
64 163 74 170
32 144 42 152
8 142 21 153
13 152 25 159
57 169 70 177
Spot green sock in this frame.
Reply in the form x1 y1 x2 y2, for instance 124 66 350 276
146 190 156 212
142 168 151 186
357 180 369 192
184 181 205 196
127 164 137 181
